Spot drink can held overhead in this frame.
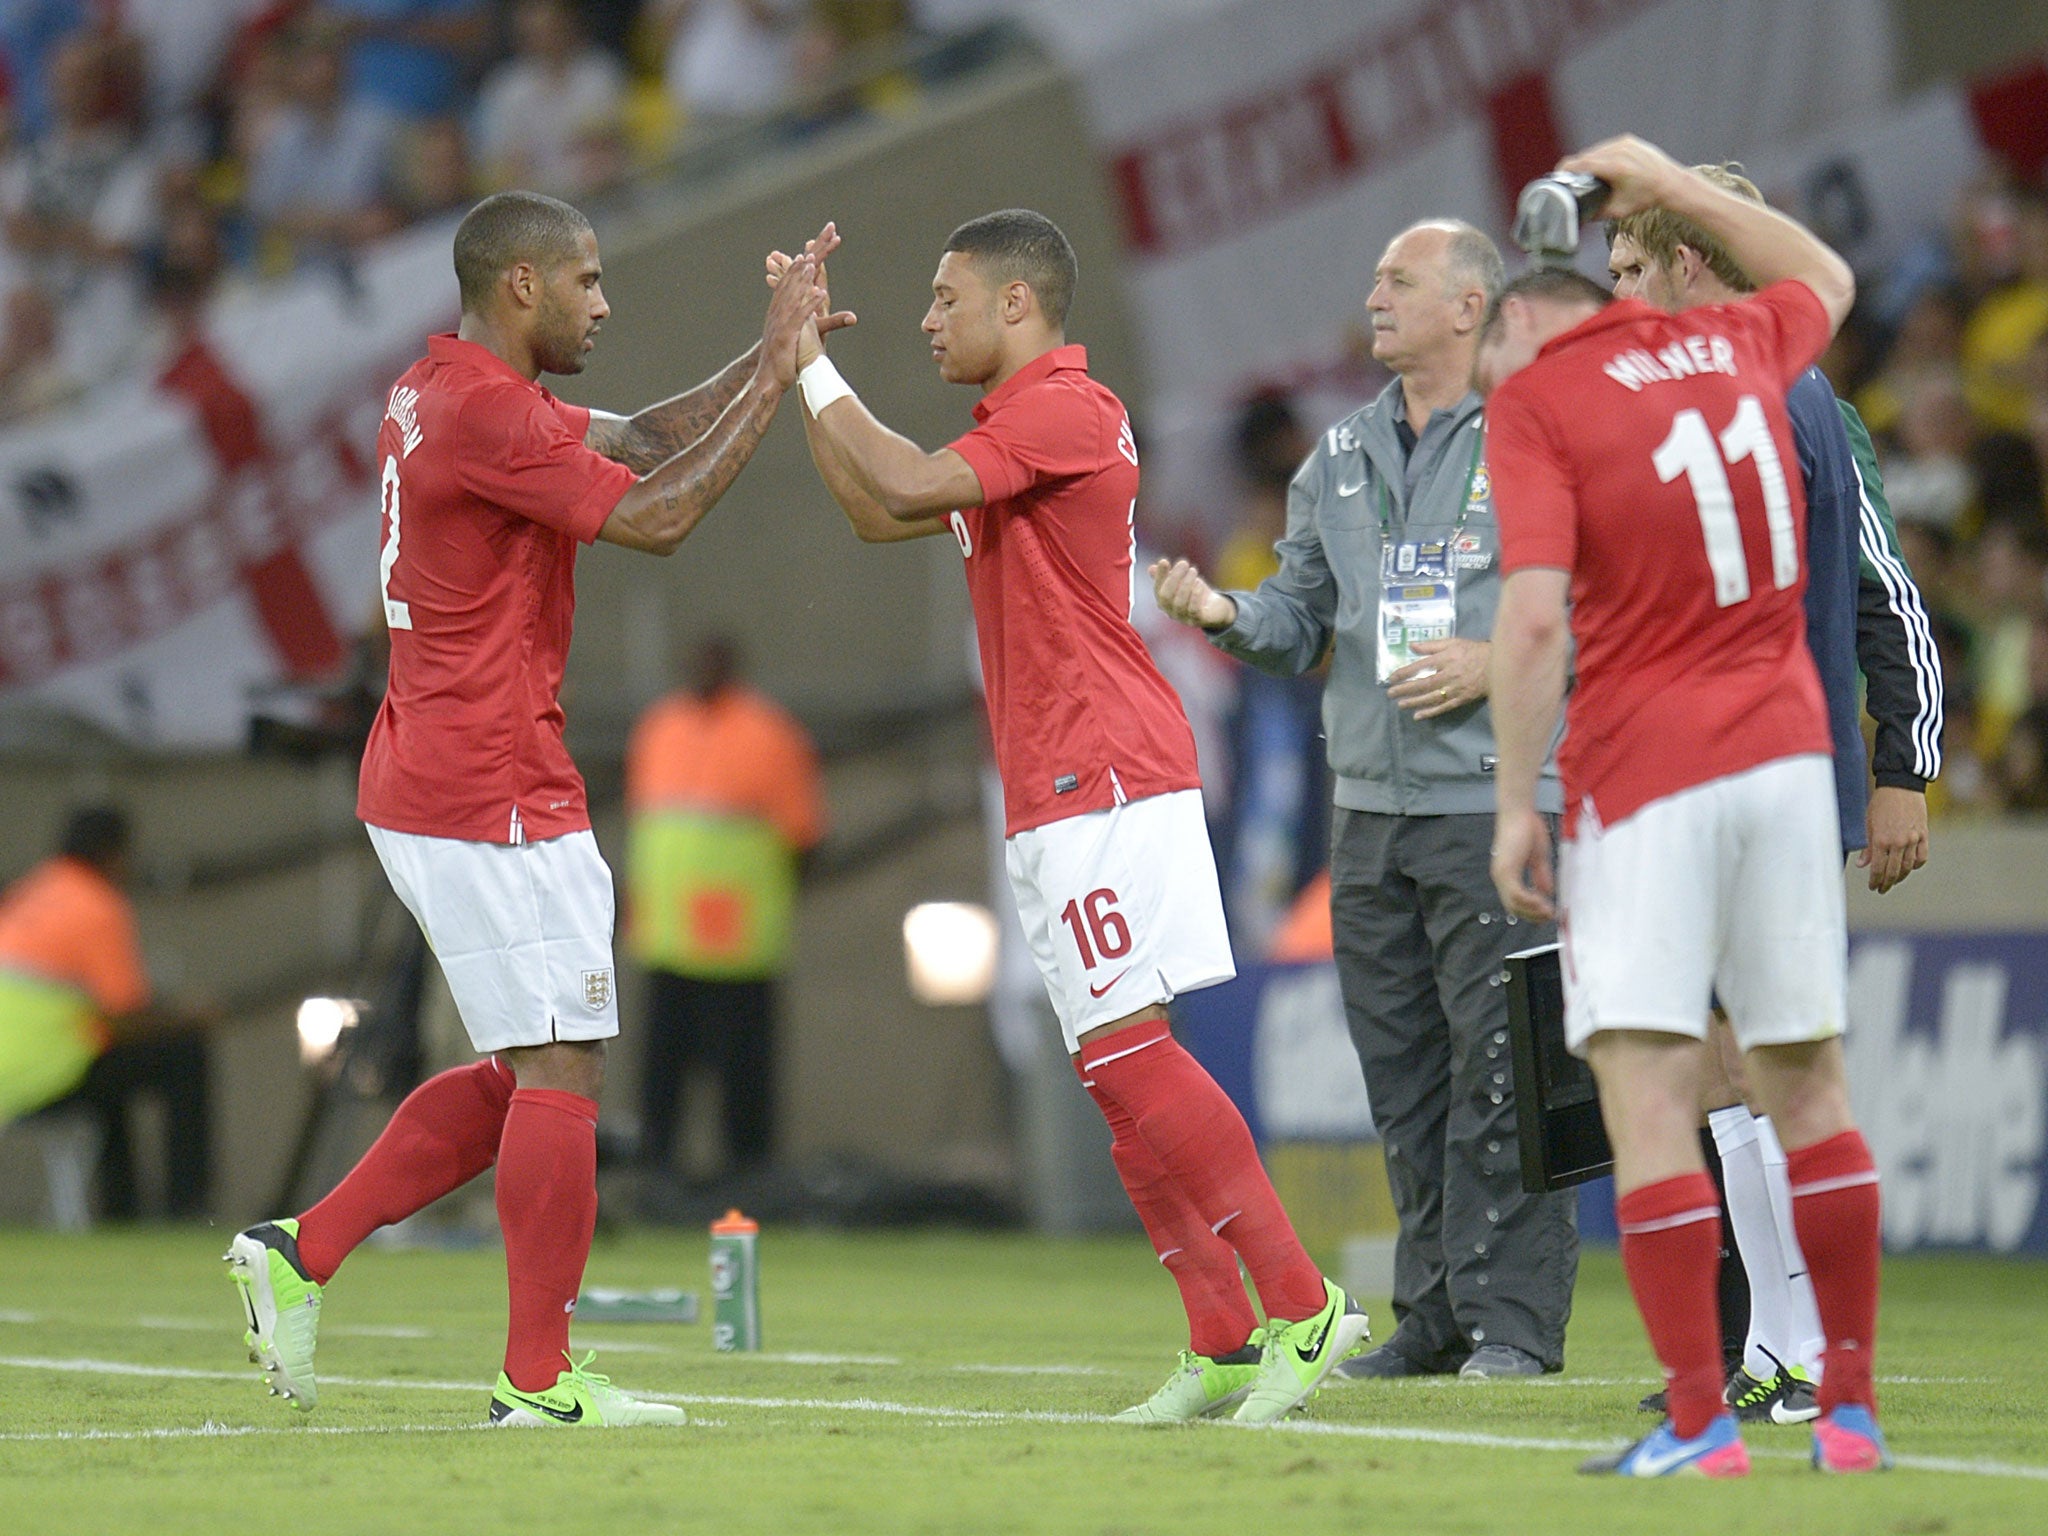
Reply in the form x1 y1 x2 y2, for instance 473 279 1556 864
1512 173 1612 264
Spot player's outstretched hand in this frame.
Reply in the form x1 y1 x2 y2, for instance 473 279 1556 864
1149 557 1236 631
1388 637 1490 719
1860 784 1930 893
760 255 823 388
766 221 857 341
1557 134 1687 220
1491 807 1556 923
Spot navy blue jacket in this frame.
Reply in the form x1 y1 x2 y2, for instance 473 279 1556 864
1788 366 1867 855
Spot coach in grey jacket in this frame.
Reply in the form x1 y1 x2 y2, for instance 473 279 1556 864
1152 219 1578 1378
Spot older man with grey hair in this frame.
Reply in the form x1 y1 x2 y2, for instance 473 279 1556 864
1151 219 1579 1379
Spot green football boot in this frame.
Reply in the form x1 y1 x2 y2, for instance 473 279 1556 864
1113 1334 1265 1423
1233 1279 1372 1424
488 1354 688 1427
225 1218 323 1411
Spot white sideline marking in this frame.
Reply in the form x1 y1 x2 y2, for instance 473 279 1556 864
2 1356 2041 1481
138 1316 431 1340
951 1364 1108 1377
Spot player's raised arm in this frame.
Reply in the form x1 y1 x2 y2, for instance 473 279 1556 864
595 254 825 556
586 224 857 474
796 344 985 521
1560 136 1855 332
764 244 948 542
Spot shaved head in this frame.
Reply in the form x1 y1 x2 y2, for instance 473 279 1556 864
453 191 592 315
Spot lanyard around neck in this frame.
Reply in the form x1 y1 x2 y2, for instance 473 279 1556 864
1376 419 1486 542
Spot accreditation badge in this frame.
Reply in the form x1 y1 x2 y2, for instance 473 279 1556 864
1377 541 1457 683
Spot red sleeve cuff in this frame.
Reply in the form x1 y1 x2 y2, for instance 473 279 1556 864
946 431 1007 505
568 459 637 544
1499 541 1574 574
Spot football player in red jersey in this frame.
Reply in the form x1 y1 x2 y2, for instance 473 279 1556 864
770 211 1367 1423
1481 137 1889 1477
227 191 830 1429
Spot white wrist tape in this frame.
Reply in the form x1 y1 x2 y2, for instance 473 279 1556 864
798 354 855 416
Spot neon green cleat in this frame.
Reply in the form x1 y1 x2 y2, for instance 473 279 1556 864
1113 1334 1266 1423
225 1218 323 1411
488 1354 689 1428
1233 1279 1371 1424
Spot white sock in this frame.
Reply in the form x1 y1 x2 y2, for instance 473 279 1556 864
1754 1114 1825 1378
1708 1104 1794 1381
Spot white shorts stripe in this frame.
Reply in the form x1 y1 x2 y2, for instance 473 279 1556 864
1079 1032 1169 1073
1618 1206 1722 1236
1791 1170 1881 1198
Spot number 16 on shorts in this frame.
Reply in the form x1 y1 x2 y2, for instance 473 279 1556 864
1004 790 1236 1049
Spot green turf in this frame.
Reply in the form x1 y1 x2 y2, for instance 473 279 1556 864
1 1225 2042 1533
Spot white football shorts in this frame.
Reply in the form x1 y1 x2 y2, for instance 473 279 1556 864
1559 753 1847 1056
366 824 621 1055
1005 788 1236 1053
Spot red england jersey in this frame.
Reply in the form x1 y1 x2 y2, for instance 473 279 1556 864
1489 282 1835 834
946 345 1202 836
358 334 637 844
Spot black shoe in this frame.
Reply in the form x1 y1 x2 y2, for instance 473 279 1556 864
1458 1343 1546 1379
1332 1343 1456 1381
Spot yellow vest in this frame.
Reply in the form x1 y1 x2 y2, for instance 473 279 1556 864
0 967 100 1128
626 810 800 980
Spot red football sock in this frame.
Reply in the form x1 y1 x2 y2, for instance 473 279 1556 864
1081 1022 1326 1323
1075 1057 1259 1358
497 1087 600 1393
1617 1173 1726 1438
295 1057 515 1285
1786 1128 1882 1414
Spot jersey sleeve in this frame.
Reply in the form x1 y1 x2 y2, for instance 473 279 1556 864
947 385 1100 506
1718 280 1834 390
454 386 638 543
1485 383 1578 574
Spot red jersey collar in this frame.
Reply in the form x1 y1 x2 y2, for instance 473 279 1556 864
427 332 548 390
971 343 1088 422
1535 296 1662 360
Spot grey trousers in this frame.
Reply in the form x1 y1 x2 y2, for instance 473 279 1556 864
1330 808 1578 1370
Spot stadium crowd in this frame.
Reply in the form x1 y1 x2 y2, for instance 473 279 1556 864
0 0 1013 425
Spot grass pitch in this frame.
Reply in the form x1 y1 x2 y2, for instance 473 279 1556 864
1 1225 2043 1535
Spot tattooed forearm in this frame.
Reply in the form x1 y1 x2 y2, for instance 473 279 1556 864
588 345 763 473
635 383 779 550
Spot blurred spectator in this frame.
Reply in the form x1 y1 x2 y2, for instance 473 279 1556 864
118 0 268 147
0 0 86 142
1960 185 2048 435
0 281 79 418
1965 514 2048 763
382 113 473 223
1852 284 1966 438
0 805 213 1219
625 634 826 1188
474 0 625 198
1990 701 2048 812
1211 390 1328 948
1882 368 1976 530
243 20 397 273
1 29 158 299
658 0 814 130
321 0 491 120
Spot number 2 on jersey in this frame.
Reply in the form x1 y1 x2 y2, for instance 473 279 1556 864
1060 888 1131 969
1651 394 1798 608
380 454 412 630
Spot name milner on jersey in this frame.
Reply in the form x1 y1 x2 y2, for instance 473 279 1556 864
1601 331 1738 392
385 385 424 456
